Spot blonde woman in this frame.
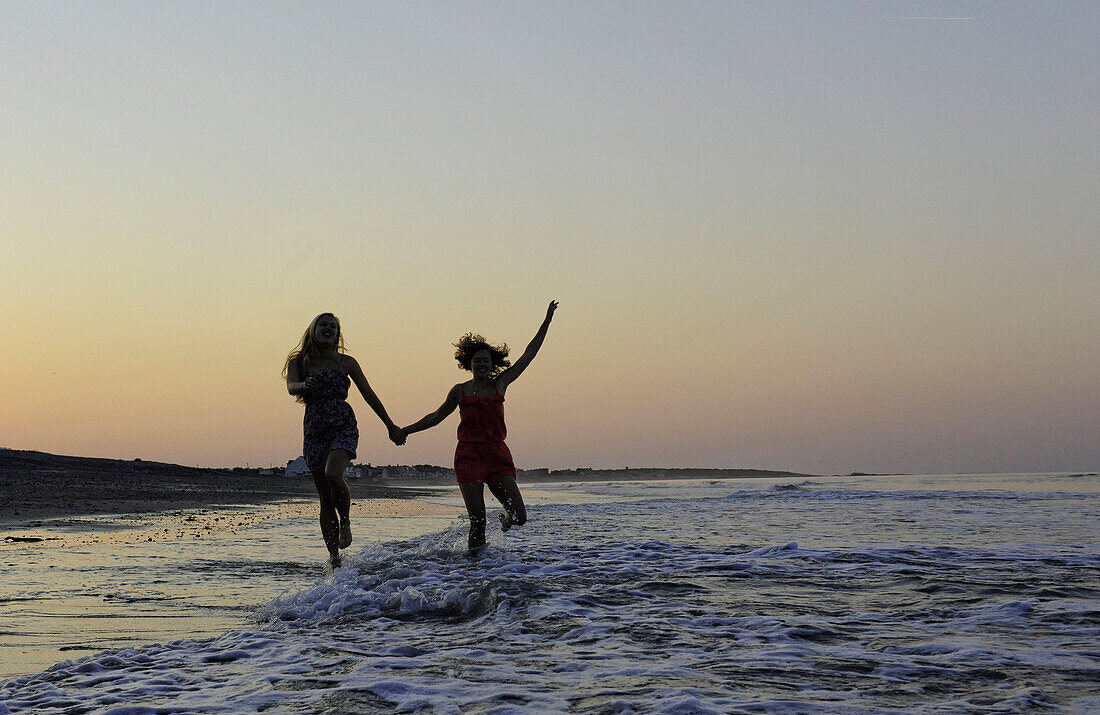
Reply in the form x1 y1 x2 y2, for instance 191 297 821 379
284 313 404 566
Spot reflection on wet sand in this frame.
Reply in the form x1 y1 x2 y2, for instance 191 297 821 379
0 498 461 679
1 498 457 550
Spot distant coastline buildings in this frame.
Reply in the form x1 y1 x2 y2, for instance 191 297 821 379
281 457 450 481
275 459 806 482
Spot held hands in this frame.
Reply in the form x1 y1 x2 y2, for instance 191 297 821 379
388 425 407 446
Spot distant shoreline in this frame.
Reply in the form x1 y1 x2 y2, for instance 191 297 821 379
0 448 432 529
0 448 812 483
376 466 813 488
0 448 812 528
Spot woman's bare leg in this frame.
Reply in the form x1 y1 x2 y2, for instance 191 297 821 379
325 449 354 548
488 476 526 532
311 468 340 562
459 483 488 551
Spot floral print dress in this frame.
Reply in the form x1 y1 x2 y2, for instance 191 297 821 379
302 367 358 472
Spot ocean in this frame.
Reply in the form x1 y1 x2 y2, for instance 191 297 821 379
2 473 1098 713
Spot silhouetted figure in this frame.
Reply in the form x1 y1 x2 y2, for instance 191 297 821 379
402 301 558 553
284 313 404 566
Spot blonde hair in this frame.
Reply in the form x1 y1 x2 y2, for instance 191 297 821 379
283 313 345 402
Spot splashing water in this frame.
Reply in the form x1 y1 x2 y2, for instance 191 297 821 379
2 473 1098 712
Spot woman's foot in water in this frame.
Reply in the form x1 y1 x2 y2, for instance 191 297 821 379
329 552 342 568
467 531 487 556
339 518 353 549
499 512 513 533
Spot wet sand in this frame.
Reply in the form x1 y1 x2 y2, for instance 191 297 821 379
0 497 464 680
0 450 466 679
1 499 460 552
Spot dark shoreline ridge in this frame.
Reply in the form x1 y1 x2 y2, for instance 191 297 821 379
1 448 811 484
0 448 431 526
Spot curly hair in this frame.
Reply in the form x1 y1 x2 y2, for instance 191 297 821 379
453 333 511 376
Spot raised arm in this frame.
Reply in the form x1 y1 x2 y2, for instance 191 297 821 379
404 384 463 436
496 300 558 394
344 356 404 444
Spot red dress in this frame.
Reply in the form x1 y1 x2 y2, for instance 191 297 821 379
454 393 516 485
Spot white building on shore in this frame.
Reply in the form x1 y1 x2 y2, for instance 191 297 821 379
285 457 311 478
285 456 366 479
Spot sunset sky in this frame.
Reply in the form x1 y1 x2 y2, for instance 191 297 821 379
2 2 1097 475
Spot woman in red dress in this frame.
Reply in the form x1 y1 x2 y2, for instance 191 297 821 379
402 301 558 552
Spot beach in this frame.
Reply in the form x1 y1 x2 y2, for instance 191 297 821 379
2 468 1098 711
0 450 465 679
5 1 1097 710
